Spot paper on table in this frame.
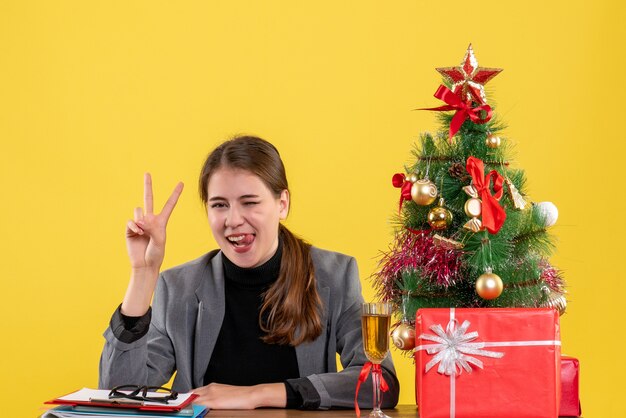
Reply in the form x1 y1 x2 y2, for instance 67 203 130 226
57 388 193 407
41 404 208 418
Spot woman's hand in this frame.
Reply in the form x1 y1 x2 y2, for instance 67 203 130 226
126 173 184 271
121 173 184 316
192 383 287 409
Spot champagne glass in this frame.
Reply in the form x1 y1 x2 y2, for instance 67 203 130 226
361 302 392 418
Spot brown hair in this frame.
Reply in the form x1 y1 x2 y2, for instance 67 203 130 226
199 135 322 345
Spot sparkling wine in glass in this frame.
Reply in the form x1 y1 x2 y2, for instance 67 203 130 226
361 302 392 418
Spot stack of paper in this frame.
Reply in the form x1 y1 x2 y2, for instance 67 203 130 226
42 388 207 418
42 404 207 418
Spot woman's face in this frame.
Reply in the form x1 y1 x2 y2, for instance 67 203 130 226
207 167 289 268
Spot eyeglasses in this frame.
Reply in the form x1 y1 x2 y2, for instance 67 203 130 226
108 385 178 404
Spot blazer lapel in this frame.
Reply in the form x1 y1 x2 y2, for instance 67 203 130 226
193 251 225 388
295 285 330 377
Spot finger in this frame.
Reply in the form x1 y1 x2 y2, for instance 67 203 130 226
160 182 184 221
191 396 212 409
191 387 205 396
126 220 144 235
144 173 154 214
190 387 214 407
134 207 143 222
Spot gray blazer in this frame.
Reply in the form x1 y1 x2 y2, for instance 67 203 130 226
99 247 399 409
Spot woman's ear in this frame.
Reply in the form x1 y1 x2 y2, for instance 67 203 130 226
279 189 290 220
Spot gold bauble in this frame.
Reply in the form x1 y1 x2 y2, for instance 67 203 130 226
411 179 438 206
486 133 501 148
475 271 503 300
427 201 453 230
464 197 482 217
391 322 416 350
551 294 567 316
541 286 567 316
407 173 419 183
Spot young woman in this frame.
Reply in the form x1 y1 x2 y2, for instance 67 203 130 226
99 136 399 410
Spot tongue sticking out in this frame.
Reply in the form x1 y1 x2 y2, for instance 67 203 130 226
238 234 255 246
231 234 255 253
229 234 255 252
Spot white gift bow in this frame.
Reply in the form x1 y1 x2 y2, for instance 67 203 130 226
418 318 504 375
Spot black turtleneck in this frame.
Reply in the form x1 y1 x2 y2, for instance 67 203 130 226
203 241 302 407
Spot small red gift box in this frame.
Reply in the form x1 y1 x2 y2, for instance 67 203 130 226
559 356 581 416
415 308 561 418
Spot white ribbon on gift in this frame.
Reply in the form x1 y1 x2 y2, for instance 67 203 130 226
414 308 561 418
418 318 504 375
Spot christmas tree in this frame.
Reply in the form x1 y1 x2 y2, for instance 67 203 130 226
375 45 566 352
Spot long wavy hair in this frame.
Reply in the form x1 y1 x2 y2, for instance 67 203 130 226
199 135 322 345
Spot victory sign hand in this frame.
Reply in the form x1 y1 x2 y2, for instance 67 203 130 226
126 173 184 272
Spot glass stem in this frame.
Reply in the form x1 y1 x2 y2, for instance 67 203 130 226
372 366 382 412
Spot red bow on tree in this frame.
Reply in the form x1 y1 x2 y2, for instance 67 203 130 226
466 156 506 234
392 173 412 214
421 85 493 140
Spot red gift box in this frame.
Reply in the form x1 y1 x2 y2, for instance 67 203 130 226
415 308 561 418
559 356 581 416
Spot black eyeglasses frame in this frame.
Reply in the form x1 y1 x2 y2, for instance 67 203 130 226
108 385 178 404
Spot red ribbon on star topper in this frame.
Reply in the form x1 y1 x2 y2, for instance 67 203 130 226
420 85 493 140
466 156 506 234
392 173 412 213
354 362 389 417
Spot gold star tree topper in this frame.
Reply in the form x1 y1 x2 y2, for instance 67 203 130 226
436 44 502 105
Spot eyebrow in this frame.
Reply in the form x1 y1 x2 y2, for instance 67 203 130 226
208 194 260 201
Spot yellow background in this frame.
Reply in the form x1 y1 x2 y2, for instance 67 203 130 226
1 1 624 416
